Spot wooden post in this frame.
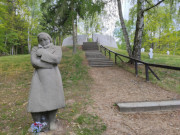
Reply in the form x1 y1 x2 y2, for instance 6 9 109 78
148 66 160 80
109 51 111 60
115 53 117 64
135 61 138 76
145 64 149 81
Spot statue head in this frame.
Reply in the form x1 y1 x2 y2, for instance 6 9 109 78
37 32 52 47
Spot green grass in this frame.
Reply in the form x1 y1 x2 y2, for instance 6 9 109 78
106 47 180 67
0 47 106 135
104 47 180 93
75 114 106 135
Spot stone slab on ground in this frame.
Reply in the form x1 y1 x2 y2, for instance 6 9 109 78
117 100 180 112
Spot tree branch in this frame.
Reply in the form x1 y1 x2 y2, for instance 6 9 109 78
143 0 165 12
144 0 152 6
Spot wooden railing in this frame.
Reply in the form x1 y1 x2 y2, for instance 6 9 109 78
99 45 180 81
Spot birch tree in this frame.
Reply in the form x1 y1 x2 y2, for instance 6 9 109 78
116 0 165 60
117 0 132 57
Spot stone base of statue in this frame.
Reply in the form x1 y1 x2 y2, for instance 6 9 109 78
31 109 57 131
28 119 66 135
27 32 65 133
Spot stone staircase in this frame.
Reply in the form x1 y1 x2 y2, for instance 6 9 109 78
82 42 113 67
82 42 99 50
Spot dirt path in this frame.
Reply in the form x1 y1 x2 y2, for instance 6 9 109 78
86 66 180 135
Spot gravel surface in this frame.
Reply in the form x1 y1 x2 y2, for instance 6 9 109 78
86 66 180 135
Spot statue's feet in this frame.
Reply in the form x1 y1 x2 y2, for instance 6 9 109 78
50 122 57 130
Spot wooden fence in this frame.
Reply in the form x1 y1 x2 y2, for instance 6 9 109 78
99 45 180 81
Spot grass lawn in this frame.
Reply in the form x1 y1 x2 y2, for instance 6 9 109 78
105 47 180 93
0 47 106 135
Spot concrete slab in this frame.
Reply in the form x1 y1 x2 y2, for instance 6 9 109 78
117 100 180 112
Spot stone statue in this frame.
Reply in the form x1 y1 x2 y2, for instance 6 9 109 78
27 32 65 131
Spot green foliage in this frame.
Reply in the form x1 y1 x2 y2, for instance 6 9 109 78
40 0 105 40
0 0 43 55
88 38 93 42
75 114 106 135
114 1 180 55
114 20 134 50
117 42 126 50
142 5 180 55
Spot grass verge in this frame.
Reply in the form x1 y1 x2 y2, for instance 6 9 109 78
104 47 180 93
0 47 106 135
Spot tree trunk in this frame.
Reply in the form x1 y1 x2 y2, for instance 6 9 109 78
85 20 89 36
5 32 7 47
173 31 177 55
150 32 154 49
15 46 17 55
59 34 61 46
11 46 14 55
132 0 144 60
117 0 132 58
28 27 31 53
54 37 56 45
21 45 24 54
72 3 76 54
151 42 154 49
158 27 162 49
75 15 78 45
72 21 76 54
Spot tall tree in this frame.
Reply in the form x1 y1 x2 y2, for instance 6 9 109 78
116 0 165 60
41 0 105 54
132 0 165 60
0 0 42 55
117 0 132 57
26 0 43 53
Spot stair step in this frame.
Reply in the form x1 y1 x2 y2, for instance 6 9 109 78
89 63 113 66
82 42 98 50
83 48 98 51
89 64 113 67
86 55 105 58
87 59 111 62
83 42 114 67
83 42 98 46
89 61 114 64
85 51 101 54
88 60 113 63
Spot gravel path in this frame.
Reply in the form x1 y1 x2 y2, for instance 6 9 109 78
86 66 180 135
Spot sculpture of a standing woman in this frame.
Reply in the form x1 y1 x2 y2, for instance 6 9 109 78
27 32 65 131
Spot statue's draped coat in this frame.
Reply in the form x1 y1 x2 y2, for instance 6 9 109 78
27 45 65 112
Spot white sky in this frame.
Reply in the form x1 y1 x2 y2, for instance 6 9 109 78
77 1 132 37
101 0 132 36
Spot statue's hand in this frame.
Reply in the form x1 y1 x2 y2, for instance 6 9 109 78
36 48 44 57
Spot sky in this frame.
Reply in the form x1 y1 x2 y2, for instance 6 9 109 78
77 1 132 38
101 0 132 36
